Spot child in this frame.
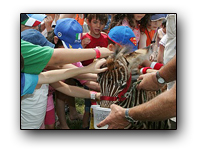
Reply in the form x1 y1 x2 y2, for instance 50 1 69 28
107 25 137 52
109 14 146 49
21 14 46 32
107 25 164 81
157 19 167 47
80 14 108 128
54 18 102 129
21 53 107 129
81 14 108 66
139 14 166 48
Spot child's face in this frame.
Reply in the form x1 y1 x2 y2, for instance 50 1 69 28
88 18 106 37
149 19 164 30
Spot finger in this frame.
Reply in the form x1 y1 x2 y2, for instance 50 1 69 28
110 103 117 109
97 118 108 128
137 74 144 81
101 67 108 71
97 59 107 66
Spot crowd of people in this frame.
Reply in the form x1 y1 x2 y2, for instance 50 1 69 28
20 13 176 129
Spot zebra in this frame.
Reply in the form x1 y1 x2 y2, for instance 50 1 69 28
97 45 171 129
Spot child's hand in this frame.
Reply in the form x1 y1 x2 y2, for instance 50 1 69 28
44 16 53 32
81 38 91 48
85 58 107 74
95 92 100 100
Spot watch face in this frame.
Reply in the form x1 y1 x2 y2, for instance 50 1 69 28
158 78 165 84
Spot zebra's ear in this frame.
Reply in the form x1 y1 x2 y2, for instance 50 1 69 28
125 46 151 70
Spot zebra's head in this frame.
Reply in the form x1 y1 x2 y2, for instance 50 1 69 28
97 45 151 108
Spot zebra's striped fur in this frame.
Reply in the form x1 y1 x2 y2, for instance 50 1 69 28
97 46 171 129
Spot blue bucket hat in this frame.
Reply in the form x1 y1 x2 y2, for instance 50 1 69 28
108 26 137 51
151 14 167 21
54 18 83 49
21 29 55 48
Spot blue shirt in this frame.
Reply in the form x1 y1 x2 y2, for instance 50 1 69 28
21 73 38 96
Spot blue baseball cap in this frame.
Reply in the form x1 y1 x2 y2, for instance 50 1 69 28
108 26 137 51
21 29 55 48
54 18 83 49
151 14 167 21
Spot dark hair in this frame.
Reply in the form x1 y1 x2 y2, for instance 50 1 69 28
87 14 108 25
109 14 135 30
162 19 167 27
108 37 116 45
46 29 63 48
21 54 24 71
139 14 153 32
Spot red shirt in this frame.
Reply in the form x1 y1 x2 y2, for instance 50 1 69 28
81 33 108 66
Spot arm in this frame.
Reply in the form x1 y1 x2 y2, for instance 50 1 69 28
138 32 147 49
159 54 176 83
38 58 107 85
97 82 176 129
50 81 100 100
47 48 113 66
84 81 100 91
57 63 97 82
130 82 176 121
157 44 164 64
137 55 176 91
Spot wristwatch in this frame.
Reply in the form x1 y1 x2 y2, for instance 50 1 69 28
125 108 135 124
156 71 166 84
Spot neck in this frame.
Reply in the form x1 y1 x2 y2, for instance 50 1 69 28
89 31 100 38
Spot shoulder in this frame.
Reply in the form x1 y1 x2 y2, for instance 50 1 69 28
82 33 91 39
100 32 108 38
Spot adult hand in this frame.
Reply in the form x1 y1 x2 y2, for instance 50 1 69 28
97 104 129 129
137 72 163 91
85 58 108 74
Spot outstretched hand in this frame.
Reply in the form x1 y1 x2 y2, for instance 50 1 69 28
97 104 129 129
86 58 108 74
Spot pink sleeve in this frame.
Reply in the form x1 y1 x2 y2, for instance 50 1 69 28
72 62 87 85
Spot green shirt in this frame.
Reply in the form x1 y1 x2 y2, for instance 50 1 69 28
21 39 54 74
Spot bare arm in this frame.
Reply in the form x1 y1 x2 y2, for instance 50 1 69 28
159 54 176 83
138 32 147 49
57 63 97 81
50 81 100 100
130 82 176 121
157 44 165 64
47 48 113 66
97 82 176 129
38 59 107 85
137 55 176 91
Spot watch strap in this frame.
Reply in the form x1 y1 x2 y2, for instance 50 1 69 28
156 71 166 84
125 108 135 124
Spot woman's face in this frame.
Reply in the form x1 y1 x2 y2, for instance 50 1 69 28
134 14 146 21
